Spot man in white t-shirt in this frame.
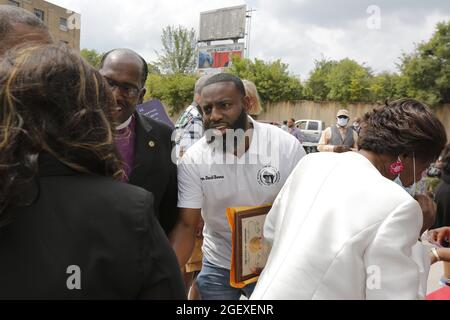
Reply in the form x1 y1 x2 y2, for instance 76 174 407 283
170 73 306 300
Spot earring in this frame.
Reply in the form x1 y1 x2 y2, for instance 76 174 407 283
389 158 404 175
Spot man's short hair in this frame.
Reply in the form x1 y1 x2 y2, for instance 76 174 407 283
194 74 213 95
100 48 149 88
0 5 47 41
201 73 246 97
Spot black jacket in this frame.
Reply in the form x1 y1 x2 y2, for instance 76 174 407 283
129 113 178 235
0 155 186 300
434 173 450 228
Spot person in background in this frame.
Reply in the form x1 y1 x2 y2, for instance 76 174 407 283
0 44 185 299
251 98 447 300
288 118 306 143
430 145 450 285
318 109 358 153
432 145 450 229
281 120 289 132
175 75 211 160
353 117 362 135
243 80 263 117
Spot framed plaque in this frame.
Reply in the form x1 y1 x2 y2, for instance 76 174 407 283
226 205 272 288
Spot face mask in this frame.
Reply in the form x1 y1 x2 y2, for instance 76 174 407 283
394 154 417 197
337 118 349 127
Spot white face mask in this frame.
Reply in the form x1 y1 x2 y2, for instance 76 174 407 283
337 118 349 127
394 154 417 197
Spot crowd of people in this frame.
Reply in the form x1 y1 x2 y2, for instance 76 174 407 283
1 5 450 300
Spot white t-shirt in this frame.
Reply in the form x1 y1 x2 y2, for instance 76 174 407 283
178 118 306 269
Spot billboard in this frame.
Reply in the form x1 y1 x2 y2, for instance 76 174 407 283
199 5 247 42
198 43 245 69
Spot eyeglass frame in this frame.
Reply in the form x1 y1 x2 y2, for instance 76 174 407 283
103 76 143 99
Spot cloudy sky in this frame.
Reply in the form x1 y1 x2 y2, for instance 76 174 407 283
49 0 449 79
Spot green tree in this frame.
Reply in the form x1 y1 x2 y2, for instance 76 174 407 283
369 72 405 103
145 73 197 115
304 59 336 101
229 56 303 103
326 58 373 103
399 22 450 106
155 25 197 74
80 48 103 68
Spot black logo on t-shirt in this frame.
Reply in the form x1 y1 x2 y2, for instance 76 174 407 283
257 166 281 186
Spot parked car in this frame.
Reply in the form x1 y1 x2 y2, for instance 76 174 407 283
295 119 326 153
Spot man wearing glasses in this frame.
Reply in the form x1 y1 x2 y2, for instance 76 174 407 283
99 49 178 236
318 109 359 153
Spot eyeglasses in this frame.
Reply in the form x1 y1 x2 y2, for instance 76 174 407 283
104 77 141 98
338 116 349 119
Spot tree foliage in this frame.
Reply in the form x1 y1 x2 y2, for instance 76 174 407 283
145 73 197 115
228 56 303 103
304 22 450 106
80 48 103 68
398 21 450 106
155 25 197 74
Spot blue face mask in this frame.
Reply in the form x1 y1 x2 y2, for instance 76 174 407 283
394 154 416 197
394 176 416 197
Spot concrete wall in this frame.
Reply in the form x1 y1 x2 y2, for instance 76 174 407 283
258 100 450 140
1 0 81 51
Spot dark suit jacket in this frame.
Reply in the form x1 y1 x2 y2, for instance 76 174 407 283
129 113 178 235
0 155 186 300
434 173 450 229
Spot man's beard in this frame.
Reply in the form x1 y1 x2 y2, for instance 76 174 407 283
205 109 248 153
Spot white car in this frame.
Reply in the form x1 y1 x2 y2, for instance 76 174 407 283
295 119 326 153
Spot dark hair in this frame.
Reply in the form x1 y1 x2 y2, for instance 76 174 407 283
202 73 246 97
0 5 48 41
100 49 148 87
0 44 124 220
290 118 296 123
359 98 447 162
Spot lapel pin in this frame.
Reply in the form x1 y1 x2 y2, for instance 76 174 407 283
149 141 156 148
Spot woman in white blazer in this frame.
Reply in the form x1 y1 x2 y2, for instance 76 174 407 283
251 99 447 300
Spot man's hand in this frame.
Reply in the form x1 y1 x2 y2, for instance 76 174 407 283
333 145 352 153
415 193 437 235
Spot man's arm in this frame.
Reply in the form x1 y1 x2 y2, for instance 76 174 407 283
169 208 201 267
317 128 334 152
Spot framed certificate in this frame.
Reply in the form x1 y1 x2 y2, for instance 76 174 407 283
227 205 272 288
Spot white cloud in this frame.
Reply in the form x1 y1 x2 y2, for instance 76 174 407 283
48 0 449 78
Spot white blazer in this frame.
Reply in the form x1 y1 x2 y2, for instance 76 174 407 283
251 152 429 300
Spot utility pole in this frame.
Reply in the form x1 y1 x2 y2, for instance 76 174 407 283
245 8 256 59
